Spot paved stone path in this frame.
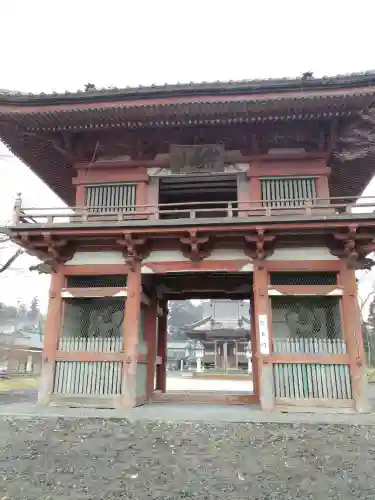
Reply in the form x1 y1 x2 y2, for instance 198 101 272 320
1 401 375 424
1 416 375 499
0 389 37 406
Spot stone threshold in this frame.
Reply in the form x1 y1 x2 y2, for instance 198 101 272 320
1 402 375 425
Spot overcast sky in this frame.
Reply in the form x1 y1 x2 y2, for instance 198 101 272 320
1 0 375 313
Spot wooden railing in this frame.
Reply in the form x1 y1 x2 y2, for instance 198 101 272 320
11 193 375 226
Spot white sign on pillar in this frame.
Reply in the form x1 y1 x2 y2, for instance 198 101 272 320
258 314 270 355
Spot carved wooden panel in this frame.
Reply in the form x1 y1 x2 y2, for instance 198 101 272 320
170 144 225 173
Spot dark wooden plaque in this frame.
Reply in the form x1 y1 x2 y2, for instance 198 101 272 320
169 144 225 173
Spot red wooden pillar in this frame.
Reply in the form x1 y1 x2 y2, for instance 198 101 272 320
340 262 370 412
147 177 160 219
144 296 158 399
38 270 64 406
121 262 142 407
155 300 168 392
253 262 274 410
237 171 250 216
249 296 258 397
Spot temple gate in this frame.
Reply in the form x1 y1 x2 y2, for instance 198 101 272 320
1 71 374 412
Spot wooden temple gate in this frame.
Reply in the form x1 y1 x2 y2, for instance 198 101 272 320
36 256 365 412
2 70 375 413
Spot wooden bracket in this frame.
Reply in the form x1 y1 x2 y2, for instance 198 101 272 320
14 233 75 265
180 230 211 261
116 233 149 270
245 229 275 263
331 226 375 269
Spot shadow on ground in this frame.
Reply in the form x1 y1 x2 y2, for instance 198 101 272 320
0 388 37 406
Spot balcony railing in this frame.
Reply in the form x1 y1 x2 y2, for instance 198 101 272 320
11 193 375 226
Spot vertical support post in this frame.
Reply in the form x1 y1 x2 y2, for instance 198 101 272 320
38 270 64 406
75 185 85 207
135 182 147 217
340 262 370 412
12 192 22 224
237 171 250 217
155 299 167 392
223 341 228 373
253 262 274 410
249 167 262 214
121 262 142 408
147 177 160 219
315 175 330 209
144 296 158 400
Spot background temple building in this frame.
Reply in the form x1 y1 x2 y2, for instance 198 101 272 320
182 300 251 372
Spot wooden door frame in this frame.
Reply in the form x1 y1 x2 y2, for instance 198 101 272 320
149 266 258 405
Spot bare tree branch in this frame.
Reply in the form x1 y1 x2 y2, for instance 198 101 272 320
360 289 375 315
0 248 24 273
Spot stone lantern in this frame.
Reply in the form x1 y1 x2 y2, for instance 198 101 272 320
195 341 204 372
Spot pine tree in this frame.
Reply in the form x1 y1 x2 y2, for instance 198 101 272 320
28 296 40 323
168 300 203 340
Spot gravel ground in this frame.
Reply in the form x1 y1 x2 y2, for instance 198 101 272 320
1 418 375 499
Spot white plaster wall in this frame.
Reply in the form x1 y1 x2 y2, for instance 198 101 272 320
65 251 126 266
143 248 249 263
66 247 336 267
143 250 189 263
207 248 249 261
267 247 338 261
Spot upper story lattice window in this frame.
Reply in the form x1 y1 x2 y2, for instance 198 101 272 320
261 177 317 208
84 183 136 212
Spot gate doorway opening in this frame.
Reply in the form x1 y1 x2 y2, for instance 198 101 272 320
142 271 257 404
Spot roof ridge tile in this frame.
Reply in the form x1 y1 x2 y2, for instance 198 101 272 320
2 70 375 100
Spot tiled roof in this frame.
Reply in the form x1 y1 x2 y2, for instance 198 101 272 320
1 71 375 104
1 71 375 204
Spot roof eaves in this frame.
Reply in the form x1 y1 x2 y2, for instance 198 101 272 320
182 316 213 330
2 70 375 106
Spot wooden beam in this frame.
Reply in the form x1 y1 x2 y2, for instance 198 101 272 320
264 260 341 271
63 264 130 275
268 285 343 296
61 287 127 298
264 354 349 364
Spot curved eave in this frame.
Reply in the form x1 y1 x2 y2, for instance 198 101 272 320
0 126 74 205
2 71 375 105
0 90 374 204
182 316 213 330
0 91 374 132
186 328 251 338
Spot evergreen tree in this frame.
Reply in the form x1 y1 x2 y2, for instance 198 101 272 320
168 300 203 340
0 302 18 323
